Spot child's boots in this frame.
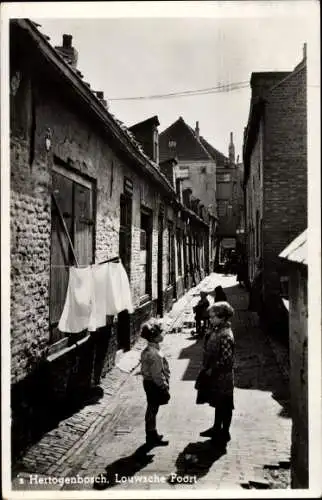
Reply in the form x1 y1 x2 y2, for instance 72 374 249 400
146 430 169 447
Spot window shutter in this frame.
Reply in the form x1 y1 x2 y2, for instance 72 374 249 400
74 182 93 266
50 173 73 325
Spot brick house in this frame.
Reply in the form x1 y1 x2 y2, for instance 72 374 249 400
159 117 218 272
10 19 211 455
200 133 244 267
243 46 307 332
279 230 308 488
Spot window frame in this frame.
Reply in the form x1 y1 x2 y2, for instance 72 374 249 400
50 163 95 344
140 206 153 300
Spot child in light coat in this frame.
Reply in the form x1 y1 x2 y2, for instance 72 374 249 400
140 319 170 446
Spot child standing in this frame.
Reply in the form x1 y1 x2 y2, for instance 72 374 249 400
140 319 170 447
196 301 235 446
193 291 210 336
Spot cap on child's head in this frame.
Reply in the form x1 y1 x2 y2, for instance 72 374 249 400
141 318 163 342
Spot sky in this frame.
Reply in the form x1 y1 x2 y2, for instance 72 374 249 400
3 1 320 159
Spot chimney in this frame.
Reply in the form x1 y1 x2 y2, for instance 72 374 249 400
55 34 78 69
229 132 235 165
195 121 200 139
303 42 307 60
63 34 72 48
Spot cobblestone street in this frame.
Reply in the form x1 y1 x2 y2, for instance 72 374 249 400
12 273 291 492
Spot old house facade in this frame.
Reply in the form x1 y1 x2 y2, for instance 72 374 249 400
279 230 308 489
159 117 217 272
243 47 307 330
199 133 244 266
10 19 211 456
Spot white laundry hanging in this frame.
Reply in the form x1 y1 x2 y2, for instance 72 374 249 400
106 261 134 315
58 260 134 334
58 266 93 333
88 262 110 331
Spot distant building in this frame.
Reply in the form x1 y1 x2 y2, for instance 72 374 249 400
243 46 307 329
128 115 160 164
200 133 244 266
159 117 218 272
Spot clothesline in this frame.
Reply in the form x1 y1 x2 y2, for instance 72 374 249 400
58 258 133 333
51 256 120 269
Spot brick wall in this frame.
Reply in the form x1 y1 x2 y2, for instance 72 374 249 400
263 63 307 261
245 121 264 282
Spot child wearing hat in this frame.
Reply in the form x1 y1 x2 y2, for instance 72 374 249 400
196 301 235 446
140 319 170 446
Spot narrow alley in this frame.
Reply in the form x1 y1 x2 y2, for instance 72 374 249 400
13 273 291 492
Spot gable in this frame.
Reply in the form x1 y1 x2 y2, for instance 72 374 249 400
159 118 212 163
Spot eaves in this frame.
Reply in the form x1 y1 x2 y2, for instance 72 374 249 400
243 97 265 186
16 19 176 199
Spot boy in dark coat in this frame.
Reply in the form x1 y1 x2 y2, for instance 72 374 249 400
193 291 210 336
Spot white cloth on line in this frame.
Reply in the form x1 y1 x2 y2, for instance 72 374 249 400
58 261 134 333
58 266 93 333
106 262 134 315
88 263 110 331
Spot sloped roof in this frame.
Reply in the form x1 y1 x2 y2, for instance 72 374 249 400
159 117 213 163
199 136 229 167
279 229 307 265
129 115 160 131
13 19 176 197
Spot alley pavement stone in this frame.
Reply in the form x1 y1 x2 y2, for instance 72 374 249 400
12 273 292 492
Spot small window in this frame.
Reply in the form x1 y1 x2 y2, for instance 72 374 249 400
217 173 231 182
168 140 176 148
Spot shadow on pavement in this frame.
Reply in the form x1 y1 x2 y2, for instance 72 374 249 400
178 281 290 418
93 443 155 490
168 440 226 485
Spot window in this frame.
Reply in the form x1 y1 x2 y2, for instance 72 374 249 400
217 173 231 182
168 140 176 148
119 193 132 277
176 229 182 276
50 166 94 343
218 201 229 217
140 208 152 298
167 221 175 286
